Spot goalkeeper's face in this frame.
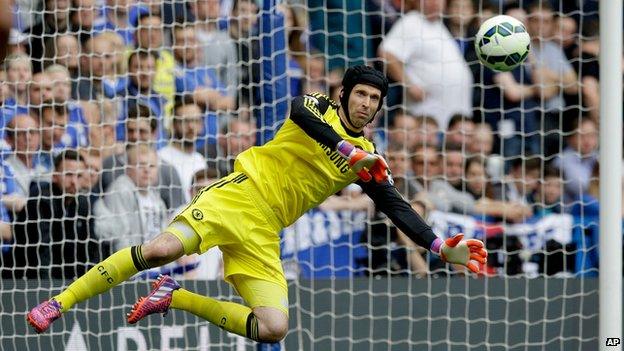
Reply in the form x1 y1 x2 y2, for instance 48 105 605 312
345 84 381 130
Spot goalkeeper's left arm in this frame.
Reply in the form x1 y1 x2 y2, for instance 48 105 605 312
358 178 488 273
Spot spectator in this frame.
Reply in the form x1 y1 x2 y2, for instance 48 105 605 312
428 144 476 214
470 122 494 156
0 155 26 215
75 35 119 101
553 116 598 202
470 122 504 181
439 144 464 190
1 54 31 136
491 157 541 205
87 98 120 159
98 104 185 211
172 23 234 112
464 155 494 203
570 20 600 122
101 0 142 46
0 70 10 105
38 102 88 168
278 3 305 98
428 149 531 221
4 114 50 196
191 0 238 99
445 114 475 150
379 0 473 129
410 145 440 192
385 142 419 200
12 150 103 279
228 0 260 110
0 201 10 242
205 116 256 177
302 53 329 97
385 112 420 154
382 112 439 154
158 99 207 201
172 24 233 153
8 29 28 56
43 34 80 79
529 164 563 217
69 0 105 44
556 14 578 61
28 72 54 111
526 2 579 156
444 0 477 55
118 51 167 145
98 31 129 76
463 156 532 223
80 150 103 192
25 0 71 72
94 144 167 251
528 167 574 276
45 65 90 146
234 0 289 144
135 12 176 118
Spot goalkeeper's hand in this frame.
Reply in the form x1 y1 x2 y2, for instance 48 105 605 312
434 234 488 274
337 141 388 183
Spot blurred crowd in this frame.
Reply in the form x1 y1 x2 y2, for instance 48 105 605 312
0 0 614 280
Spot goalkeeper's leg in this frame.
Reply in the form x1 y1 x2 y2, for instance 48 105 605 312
128 274 288 343
26 231 186 333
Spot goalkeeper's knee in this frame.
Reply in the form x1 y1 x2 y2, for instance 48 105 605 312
140 232 186 268
252 309 288 343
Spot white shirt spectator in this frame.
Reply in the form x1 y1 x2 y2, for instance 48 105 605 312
137 192 167 241
380 11 473 128
94 175 168 251
158 145 207 201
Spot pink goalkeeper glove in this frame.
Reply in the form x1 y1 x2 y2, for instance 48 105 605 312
337 141 389 183
431 234 488 274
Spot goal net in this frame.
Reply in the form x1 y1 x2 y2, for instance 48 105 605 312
0 0 602 350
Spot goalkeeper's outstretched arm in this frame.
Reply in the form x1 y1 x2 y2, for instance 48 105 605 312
358 179 488 273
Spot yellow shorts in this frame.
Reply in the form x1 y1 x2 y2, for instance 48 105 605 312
165 172 288 314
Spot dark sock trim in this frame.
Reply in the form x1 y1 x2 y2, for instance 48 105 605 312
130 246 149 271
246 313 259 341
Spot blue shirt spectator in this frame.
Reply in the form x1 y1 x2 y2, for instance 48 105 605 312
0 97 29 139
98 3 149 45
175 65 227 151
117 51 167 147
171 24 235 152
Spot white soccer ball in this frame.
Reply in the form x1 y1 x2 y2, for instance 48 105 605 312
475 15 531 72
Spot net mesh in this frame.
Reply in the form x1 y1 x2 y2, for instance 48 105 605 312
0 0 602 350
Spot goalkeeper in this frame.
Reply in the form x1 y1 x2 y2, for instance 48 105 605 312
27 65 488 342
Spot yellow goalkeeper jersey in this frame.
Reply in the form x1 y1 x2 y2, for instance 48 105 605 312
234 93 375 227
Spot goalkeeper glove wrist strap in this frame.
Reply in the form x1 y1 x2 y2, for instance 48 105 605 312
430 238 443 255
336 140 355 159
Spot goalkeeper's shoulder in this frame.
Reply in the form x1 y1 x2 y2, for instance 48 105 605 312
297 92 339 113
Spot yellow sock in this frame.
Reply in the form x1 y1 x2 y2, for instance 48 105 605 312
54 246 149 312
170 289 258 340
